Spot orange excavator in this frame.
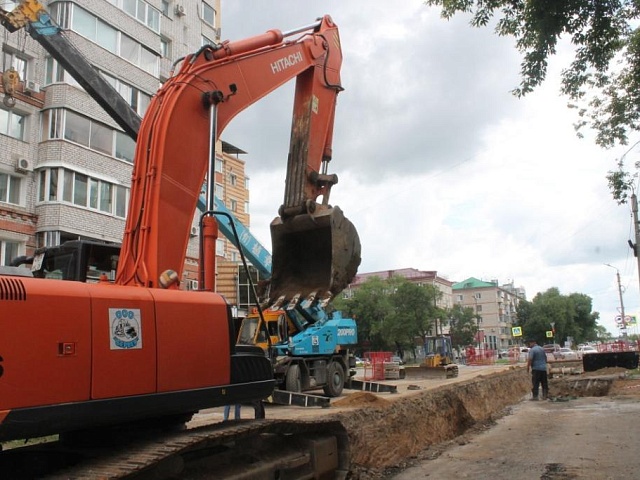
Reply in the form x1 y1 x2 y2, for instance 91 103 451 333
0 4 360 476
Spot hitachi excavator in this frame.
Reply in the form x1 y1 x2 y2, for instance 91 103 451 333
0 2 360 477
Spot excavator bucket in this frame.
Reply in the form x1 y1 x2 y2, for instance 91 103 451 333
269 205 361 304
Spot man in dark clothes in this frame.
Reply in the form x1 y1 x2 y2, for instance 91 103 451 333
526 338 548 400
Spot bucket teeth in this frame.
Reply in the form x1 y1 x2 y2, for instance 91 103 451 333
300 291 317 309
318 292 333 308
269 295 286 311
285 293 301 310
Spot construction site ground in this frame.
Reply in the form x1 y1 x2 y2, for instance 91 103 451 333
190 362 640 479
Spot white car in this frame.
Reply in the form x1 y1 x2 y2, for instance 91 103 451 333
578 345 598 357
554 347 578 361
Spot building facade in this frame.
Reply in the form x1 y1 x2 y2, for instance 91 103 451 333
1 0 255 309
452 277 526 350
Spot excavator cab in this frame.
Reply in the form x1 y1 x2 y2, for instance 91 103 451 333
269 205 360 305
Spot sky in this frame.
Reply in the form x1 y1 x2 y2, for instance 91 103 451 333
218 1 640 338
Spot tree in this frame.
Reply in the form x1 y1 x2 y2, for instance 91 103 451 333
387 278 443 357
426 0 640 202
515 287 600 345
333 276 443 355
332 276 393 352
448 304 479 350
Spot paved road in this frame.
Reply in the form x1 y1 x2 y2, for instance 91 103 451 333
392 396 640 479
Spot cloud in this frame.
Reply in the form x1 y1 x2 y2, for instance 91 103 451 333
220 0 639 337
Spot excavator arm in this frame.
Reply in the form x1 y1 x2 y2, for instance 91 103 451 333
116 15 360 304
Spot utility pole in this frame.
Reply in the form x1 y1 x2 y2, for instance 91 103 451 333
605 263 627 337
631 194 640 295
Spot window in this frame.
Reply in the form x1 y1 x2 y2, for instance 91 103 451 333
244 201 249 214
160 37 171 58
49 169 58 201
0 107 25 140
73 172 88 206
63 109 90 145
0 173 21 205
214 183 223 199
115 131 135 163
202 2 215 26
100 182 112 212
42 108 136 162
476 305 483 313
3 50 28 82
229 173 236 186
216 238 225 257
122 0 160 32
115 185 127 217
0 240 20 266
45 56 66 84
161 0 170 16
215 157 223 173
245 177 250 189
59 4 159 75
40 168 128 218
229 199 237 211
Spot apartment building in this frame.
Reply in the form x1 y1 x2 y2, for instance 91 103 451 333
452 277 525 350
0 1 254 308
345 268 454 311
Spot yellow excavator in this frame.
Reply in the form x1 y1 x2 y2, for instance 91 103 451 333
404 335 459 379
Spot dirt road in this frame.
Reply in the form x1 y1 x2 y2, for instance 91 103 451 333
392 395 640 479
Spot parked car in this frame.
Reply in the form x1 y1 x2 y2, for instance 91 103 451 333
518 347 529 363
543 344 561 354
554 347 578 361
578 345 598 358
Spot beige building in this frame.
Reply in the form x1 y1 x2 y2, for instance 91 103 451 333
0 0 256 311
452 277 526 350
345 268 454 311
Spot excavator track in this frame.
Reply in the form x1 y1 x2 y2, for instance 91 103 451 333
0 419 350 479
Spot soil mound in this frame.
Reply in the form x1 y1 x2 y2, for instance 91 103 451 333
333 392 391 407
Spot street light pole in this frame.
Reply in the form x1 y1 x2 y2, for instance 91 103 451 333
605 263 627 337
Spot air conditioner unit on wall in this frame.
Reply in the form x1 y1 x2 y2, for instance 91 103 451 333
15 157 33 172
25 80 40 94
174 4 186 16
190 226 199 237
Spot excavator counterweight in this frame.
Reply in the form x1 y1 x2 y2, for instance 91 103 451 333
270 205 360 303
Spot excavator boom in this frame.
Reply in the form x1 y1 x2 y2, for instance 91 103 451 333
116 15 360 303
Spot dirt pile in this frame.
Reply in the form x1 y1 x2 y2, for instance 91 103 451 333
332 392 391 407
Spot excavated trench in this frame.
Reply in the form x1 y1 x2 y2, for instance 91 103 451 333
314 366 636 478
329 368 531 476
